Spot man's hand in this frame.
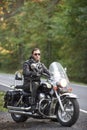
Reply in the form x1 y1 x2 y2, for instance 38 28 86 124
32 71 41 77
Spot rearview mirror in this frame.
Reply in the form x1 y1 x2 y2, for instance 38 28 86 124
64 67 67 72
15 70 23 80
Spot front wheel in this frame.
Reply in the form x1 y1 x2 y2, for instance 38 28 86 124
56 98 79 127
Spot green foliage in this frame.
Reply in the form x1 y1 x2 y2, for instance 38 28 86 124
0 0 87 83
0 91 7 112
59 0 87 83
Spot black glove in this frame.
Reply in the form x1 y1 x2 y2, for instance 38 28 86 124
36 72 41 77
31 71 37 76
31 71 41 77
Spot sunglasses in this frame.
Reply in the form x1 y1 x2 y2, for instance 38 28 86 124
34 53 40 56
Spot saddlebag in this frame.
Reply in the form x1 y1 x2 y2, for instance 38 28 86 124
4 90 22 108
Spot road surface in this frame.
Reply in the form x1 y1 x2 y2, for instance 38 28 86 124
0 73 87 130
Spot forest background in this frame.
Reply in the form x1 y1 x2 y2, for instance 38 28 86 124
0 0 87 83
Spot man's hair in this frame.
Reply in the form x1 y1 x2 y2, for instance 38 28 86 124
31 48 40 54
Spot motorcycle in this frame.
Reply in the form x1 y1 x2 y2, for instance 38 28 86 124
4 62 79 127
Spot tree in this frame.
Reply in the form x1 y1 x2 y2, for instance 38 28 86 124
59 0 87 83
0 0 87 83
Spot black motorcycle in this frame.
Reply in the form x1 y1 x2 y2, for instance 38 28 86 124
4 62 79 126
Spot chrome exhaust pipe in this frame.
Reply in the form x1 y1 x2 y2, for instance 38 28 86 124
8 109 32 115
8 109 39 118
8 109 57 119
7 106 31 111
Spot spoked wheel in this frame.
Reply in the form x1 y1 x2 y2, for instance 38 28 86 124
56 98 79 127
11 102 28 123
11 113 28 123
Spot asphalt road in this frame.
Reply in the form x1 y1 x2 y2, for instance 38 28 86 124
0 74 87 130
71 83 87 112
0 111 87 130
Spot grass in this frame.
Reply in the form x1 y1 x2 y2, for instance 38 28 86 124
0 91 7 112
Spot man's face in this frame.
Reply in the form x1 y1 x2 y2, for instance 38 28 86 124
32 50 41 62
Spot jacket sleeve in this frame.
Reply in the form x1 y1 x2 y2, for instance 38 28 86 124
42 64 51 78
23 62 37 76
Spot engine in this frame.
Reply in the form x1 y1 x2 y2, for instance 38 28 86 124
38 93 51 116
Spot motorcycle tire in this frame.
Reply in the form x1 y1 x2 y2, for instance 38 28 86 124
10 101 28 123
56 98 79 127
11 113 28 123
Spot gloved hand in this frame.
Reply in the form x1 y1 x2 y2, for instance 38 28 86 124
31 71 37 76
32 71 41 77
36 72 41 77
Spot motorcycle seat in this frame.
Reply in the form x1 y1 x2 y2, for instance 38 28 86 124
22 91 31 96
15 85 23 89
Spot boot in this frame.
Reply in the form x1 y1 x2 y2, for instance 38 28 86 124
31 103 36 110
30 98 36 112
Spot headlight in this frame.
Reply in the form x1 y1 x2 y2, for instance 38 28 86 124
59 79 67 87
45 82 52 89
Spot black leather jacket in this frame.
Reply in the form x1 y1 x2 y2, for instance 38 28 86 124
23 56 50 82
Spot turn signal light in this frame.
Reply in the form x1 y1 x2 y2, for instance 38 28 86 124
68 87 72 92
53 86 58 91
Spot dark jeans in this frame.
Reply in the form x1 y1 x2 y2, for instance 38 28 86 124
23 81 40 104
31 82 40 104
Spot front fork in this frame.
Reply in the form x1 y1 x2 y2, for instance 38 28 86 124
55 90 64 112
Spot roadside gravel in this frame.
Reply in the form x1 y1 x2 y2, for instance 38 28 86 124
0 111 87 130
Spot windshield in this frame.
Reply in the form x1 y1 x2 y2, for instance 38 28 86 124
49 62 69 83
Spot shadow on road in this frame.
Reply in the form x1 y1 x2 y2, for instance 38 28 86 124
0 112 87 130
0 118 64 130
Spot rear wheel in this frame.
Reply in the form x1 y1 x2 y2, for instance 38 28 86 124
56 98 79 127
11 101 28 123
11 113 28 123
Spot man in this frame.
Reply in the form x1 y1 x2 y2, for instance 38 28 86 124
23 48 50 110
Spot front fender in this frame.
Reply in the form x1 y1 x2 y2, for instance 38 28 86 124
61 93 78 99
